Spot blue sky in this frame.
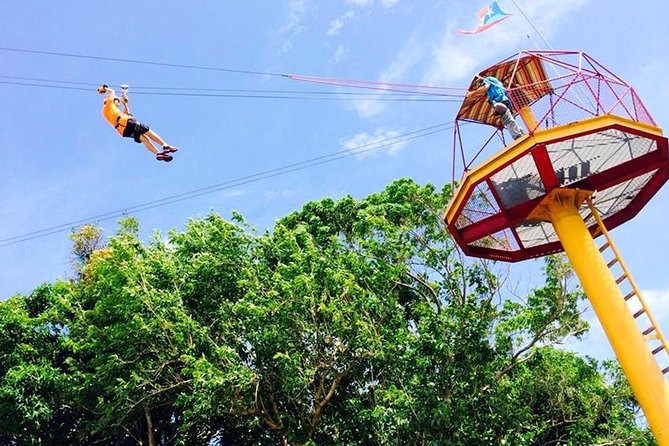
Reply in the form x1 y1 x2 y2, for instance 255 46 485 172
1 0 668 361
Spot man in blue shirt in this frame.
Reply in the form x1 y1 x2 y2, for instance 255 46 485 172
468 75 525 140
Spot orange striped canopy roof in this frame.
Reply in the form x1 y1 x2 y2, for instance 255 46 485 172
457 54 553 128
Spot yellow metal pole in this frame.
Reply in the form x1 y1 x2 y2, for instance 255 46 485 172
530 189 669 445
517 105 538 132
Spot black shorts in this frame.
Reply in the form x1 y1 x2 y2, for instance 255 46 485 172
122 118 150 143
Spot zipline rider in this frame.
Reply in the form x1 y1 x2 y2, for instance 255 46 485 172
98 84 179 162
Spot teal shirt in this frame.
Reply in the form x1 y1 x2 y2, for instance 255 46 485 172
483 76 509 105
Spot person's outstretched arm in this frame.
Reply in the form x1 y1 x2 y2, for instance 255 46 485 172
98 85 117 101
121 95 131 115
466 84 488 99
466 76 490 99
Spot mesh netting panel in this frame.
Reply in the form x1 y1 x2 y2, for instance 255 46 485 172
468 228 519 251
456 53 660 179
547 130 657 186
600 82 656 126
630 90 655 125
515 220 559 248
491 154 545 209
508 73 655 132
510 75 596 131
455 182 501 229
493 169 656 251
590 170 657 218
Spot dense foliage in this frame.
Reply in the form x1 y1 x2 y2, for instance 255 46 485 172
0 179 655 445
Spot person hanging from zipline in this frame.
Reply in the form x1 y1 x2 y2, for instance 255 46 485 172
467 75 525 140
97 84 178 162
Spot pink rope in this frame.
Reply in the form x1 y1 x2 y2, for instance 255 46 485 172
288 73 466 97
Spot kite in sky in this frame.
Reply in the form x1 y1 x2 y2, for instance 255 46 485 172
458 1 513 35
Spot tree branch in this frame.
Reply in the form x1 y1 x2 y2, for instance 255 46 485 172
310 368 350 431
144 407 155 446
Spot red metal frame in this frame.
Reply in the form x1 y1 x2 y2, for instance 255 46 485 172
449 130 668 260
453 50 659 179
447 50 669 262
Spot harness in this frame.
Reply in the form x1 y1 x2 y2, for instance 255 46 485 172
114 114 132 132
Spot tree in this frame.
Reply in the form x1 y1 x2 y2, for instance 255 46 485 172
69 224 105 274
0 179 656 445
0 283 80 444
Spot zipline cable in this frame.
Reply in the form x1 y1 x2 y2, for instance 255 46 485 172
0 122 455 248
288 73 468 97
0 74 456 97
0 45 467 97
289 74 466 90
131 90 457 102
0 79 460 102
507 0 553 50
0 74 98 87
0 46 287 78
507 1 595 111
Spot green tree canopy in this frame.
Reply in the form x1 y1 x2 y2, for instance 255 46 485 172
0 179 655 445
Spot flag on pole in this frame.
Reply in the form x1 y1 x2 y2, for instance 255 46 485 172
458 1 512 35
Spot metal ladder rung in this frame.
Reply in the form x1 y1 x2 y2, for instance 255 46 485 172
586 197 669 379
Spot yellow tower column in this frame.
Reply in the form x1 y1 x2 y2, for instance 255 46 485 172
517 105 538 132
529 189 669 445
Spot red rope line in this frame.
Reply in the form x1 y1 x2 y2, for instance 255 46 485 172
288 74 466 98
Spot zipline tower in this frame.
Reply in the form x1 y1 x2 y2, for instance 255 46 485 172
443 50 669 443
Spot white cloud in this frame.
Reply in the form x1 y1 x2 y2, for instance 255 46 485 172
343 0 590 119
264 189 296 202
345 0 589 93
346 0 374 6
327 18 345 36
378 31 424 83
348 97 385 120
512 0 589 45
273 0 312 56
326 11 355 36
643 288 669 331
349 31 425 118
422 0 589 86
346 0 398 8
340 127 408 159
220 189 248 199
421 23 481 86
330 44 346 65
